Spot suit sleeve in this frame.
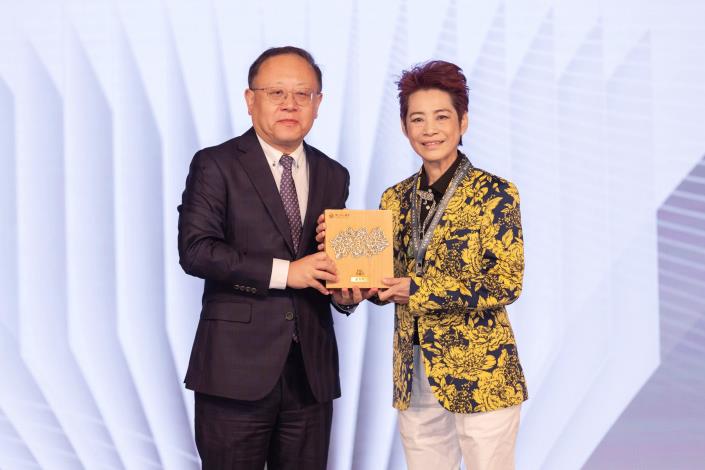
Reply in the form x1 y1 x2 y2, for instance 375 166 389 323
178 150 272 296
339 166 350 209
408 180 524 315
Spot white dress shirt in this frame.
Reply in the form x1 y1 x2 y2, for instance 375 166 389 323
256 134 309 289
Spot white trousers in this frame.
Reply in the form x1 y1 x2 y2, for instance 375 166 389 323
398 346 521 470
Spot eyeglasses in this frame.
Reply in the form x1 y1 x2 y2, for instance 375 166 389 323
250 87 321 106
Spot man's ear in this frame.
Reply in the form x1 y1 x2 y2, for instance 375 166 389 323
244 88 255 116
312 93 323 119
460 112 468 134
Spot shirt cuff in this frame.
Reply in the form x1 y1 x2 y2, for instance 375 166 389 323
269 258 290 289
331 297 358 314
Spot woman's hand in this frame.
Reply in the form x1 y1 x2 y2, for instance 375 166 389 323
378 277 410 304
331 287 379 305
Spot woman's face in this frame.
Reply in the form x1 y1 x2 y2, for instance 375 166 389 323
402 88 468 166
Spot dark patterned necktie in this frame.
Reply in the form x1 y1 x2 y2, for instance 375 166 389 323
279 154 303 251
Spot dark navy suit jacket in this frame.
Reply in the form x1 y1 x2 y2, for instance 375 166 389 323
178 127 350 402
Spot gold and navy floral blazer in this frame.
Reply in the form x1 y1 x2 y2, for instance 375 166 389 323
379 164 527 413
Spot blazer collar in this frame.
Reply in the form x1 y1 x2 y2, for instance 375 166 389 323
398 165 476 253
256 133 306 169
236 127 326 258
299 141 327 257
236 128 296 256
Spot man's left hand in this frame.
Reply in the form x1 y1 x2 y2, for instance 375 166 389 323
315 212 326 251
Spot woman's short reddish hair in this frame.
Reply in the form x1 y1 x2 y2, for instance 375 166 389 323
397 60 469 122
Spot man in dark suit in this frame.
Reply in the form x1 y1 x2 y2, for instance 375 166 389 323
177 46 351 470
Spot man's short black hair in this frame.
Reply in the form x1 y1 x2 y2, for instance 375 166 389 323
248 46 323 91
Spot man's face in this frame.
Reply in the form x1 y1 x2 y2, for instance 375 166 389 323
245 54 322 154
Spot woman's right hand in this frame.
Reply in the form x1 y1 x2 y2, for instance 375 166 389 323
378 277 411 304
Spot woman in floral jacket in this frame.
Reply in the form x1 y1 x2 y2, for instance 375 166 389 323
374 60 527 470
319 60 527 470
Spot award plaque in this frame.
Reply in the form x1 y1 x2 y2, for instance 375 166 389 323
324 209 394 288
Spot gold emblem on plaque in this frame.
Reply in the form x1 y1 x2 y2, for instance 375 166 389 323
350 269 369 283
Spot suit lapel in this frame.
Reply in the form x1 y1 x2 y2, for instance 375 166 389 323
400 169 475 266
423 172 476 259
299 143 328 257
397 178 415 265
236 128 296 256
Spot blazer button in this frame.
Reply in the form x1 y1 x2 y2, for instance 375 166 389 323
285 311 294 321
250 287 257 294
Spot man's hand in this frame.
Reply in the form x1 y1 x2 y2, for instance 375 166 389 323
287 252 338 295
331 287 379 305
315 212 326 251
378 277 411 304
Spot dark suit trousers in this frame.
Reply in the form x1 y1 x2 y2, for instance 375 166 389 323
195 342 333 470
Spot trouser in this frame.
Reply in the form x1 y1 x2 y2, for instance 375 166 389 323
398 346 521 470
195 342 332 470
